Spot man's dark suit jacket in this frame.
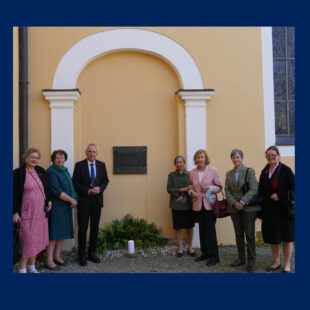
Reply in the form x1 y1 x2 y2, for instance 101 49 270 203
13 165 51 216
72 159 109 208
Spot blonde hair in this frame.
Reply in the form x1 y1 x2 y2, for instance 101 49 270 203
193 149 210 165
22 148 41 163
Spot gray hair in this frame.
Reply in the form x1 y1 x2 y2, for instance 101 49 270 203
85 144 98 152
22 147 41 163
174 155 186 165
230 149 244 159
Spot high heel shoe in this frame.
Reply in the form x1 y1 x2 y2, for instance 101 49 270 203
54 259 69 266
266 264 281 272
187 250 196 257
44 264 61 271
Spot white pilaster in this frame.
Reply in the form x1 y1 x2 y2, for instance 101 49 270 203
177 90 214 248
42 90 80 174
43 89 80 250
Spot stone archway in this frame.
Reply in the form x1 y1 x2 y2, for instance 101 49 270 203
43 28 214 248
43 29 213 173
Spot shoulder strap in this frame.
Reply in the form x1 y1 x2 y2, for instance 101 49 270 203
244 168 249 183
27 169 46 200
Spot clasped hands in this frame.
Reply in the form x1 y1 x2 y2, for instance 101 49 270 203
89 186 100 196
185 185 209 198
234 201 244 211
270 193 279 201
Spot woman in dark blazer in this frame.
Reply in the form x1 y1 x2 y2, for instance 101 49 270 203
225 149 261 272
13 148 52 273
259 146 295 273
167 155 195 257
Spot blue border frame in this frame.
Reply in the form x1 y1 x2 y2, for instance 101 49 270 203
1 1 306 309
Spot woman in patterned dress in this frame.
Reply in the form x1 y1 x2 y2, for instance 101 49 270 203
13 148 52 273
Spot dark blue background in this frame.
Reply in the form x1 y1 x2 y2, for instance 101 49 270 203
1 1 307 309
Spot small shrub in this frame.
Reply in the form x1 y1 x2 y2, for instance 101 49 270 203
97 214 168 252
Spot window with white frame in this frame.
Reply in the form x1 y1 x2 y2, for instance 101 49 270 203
272 27 295 145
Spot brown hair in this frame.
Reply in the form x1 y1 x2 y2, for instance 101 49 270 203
51 150 68 162
265 145 280 156
193 149 210 165
22 148 41 163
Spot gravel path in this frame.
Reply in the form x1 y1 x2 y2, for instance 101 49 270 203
13 242 295 274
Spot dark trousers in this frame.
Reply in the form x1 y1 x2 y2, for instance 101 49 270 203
230 210 257 264
77 197 102 257
197 206 219 262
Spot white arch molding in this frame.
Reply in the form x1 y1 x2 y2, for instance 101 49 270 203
43 28 215 249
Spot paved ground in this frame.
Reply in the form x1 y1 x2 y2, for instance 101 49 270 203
13 242 295 274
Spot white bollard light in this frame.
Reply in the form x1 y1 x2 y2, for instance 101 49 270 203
128 240 135 254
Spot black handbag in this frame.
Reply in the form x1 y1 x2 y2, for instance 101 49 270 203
13 222 21 264
248 191 264 205
287 190 295 219
241 168 264 206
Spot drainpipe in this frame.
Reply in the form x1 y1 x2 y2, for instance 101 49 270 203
19 27 28 166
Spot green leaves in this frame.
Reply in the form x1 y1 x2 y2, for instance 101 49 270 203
96 214 167 252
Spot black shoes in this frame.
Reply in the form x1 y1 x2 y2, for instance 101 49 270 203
79 253 101 265
88 254 101 263
79 256 88 266
266 264 281 272
206 259 219 266
195 256 208 262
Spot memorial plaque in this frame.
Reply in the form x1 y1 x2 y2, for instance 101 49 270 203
113 146 147 174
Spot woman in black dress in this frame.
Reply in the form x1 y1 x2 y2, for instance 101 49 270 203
258 146 295 273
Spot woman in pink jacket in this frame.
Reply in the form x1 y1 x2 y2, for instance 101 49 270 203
188 149 222 266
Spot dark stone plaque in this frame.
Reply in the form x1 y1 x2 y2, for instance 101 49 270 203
113 146 147 174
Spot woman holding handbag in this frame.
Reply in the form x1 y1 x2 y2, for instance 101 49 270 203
167 155 195 257
259 146 295 273
225 149 261 272
188 149 222 266
13 148 52 273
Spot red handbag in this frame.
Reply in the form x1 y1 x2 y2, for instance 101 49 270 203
212 190 229 218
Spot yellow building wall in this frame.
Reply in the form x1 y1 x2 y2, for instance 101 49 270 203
76 52 180 237
13 27 295 244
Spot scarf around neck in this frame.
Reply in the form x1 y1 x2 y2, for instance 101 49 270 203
52 163 78 199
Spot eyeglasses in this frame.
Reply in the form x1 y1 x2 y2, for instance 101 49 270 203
28 156 40 160
266 154 278 159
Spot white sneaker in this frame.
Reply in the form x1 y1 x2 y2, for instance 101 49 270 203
27 265 40 273
18 268 27 273
29 269 40 273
